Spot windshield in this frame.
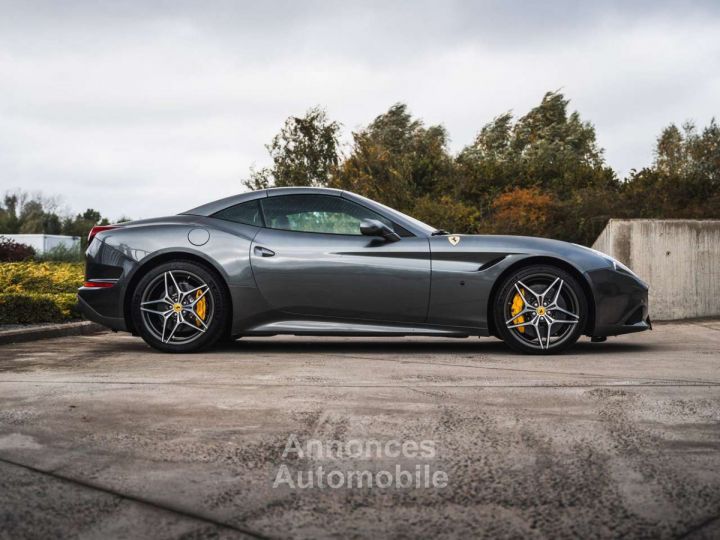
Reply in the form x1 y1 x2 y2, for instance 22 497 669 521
348 193 439 236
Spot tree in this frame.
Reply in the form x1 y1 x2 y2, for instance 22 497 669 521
655 123 685 176
513 92 615 195
488 187 557 237
62 209 110 248
457 92 617 200
0 191 63 234
454 112 516 217
620 119 720 219
331 103 454 216
19 200 62 234
241 94 718 245
244 107 341 190
453 92 620 242
0 190 115 250
0 195 21 233
412 195 481 233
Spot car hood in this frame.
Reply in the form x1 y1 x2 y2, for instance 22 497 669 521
431 234 613 273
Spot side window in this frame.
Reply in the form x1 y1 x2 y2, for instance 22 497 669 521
260 195 396 235
212 200 263 227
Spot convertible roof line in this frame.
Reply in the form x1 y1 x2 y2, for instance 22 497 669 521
181 187 344 217
266 187 343 197
180 186 435 237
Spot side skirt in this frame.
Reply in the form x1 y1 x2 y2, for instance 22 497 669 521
242 319 484 337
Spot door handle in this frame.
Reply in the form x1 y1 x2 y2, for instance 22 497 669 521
254 246 276 257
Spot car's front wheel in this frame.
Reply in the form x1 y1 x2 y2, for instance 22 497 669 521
131 260 229 353
493 264 587 354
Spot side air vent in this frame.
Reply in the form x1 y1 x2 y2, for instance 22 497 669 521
478 256 507 271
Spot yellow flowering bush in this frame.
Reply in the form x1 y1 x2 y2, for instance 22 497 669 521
0 262 83 294
0 262 84 324
0 293 80 324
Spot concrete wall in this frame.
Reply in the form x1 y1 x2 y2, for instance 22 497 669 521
0 234 80 254
592 219 720 320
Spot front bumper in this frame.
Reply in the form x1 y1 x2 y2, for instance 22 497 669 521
586 268 651 337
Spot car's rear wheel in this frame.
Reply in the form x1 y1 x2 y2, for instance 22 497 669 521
493 264 587 355
131 260 229 353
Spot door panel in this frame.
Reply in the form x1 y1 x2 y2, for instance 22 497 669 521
251 228 430 323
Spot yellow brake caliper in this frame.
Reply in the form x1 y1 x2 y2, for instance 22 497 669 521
511 289 526 333
195 289 207 326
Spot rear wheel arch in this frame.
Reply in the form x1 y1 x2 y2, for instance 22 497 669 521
486 256 595 338
123 251 233 335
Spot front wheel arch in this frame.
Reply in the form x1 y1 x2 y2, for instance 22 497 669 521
123 252 233 336
486 256 595 338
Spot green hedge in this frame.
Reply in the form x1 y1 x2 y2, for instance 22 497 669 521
0 293 80 324
0 262 83 294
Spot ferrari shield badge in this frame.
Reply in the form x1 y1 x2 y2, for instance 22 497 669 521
448 235 461 246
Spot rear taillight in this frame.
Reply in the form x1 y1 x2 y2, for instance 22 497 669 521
88 225 120 244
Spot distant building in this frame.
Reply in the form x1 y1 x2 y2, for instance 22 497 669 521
0 234 81 254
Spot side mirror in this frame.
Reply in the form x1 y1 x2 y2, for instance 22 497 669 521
360 219 401 242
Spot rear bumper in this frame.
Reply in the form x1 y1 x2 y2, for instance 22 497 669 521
77 288 127 332
586 268 651 337
78 237 138 333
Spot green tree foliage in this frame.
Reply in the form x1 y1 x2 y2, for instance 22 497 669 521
331 103 455 214
0 195 21 233
0 191 113 249
452 92 620 244
249 95 718 244
0 193 63 235
620 120 720 218
412 195 482 234
61 209 110 247
19 200 62 234
329 103 477 231
244 107 341 190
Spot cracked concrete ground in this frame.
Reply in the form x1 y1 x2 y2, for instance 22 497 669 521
1 320 719 539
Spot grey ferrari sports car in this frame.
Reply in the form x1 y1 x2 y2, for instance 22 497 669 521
78 187 650 354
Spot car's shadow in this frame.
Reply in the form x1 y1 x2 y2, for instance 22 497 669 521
206 337 654 356
107 333 654 357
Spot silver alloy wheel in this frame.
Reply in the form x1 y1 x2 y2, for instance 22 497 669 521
504 273 580 351
139 270 214 345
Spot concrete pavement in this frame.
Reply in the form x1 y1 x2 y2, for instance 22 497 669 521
1 321 719 538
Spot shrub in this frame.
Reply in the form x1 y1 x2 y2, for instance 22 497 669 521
0 262 84 294
0 237 36 262
35 243 84 263
0 262 84 324
0 292 79 324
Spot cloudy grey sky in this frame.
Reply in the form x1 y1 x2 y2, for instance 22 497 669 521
1 0 718 220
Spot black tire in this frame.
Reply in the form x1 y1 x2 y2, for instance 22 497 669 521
131 260 229 353
493 264 587 355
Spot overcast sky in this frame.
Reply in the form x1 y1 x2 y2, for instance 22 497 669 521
1 0 718 220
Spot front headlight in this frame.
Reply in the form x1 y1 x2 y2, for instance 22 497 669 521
604 253 646 286
573 244 640 279
610 258 636 277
